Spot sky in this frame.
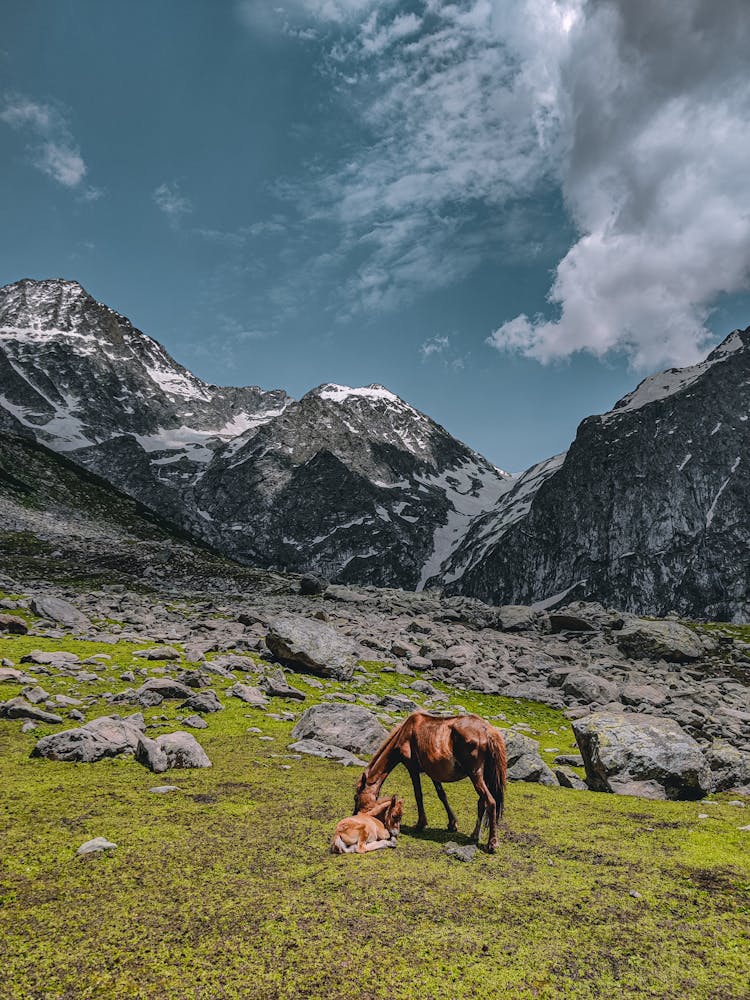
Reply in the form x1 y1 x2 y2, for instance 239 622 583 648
2 0 750 472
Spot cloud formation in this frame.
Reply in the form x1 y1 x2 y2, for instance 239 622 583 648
153 181 193 226
247 0 750 369
488 0 750 369
0 95 98 196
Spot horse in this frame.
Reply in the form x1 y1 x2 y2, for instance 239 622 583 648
331 794 404 855
354 712 507 852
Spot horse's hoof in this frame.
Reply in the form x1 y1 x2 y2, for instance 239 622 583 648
488 841 498 853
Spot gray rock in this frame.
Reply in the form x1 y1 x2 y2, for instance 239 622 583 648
499 729 559 786
616 620 704 662
291 703 388 755
554 753 584 767
1 697 63 724
136 678 193 700
149 785 180 793
152 731 211 769
134 645 181 661
31 714 145 762
495 605 539 632
183 714 208 729
20 650 79 666
261 668 306 701
703 741 750 793
377 694 420 713
227 682 268 707
77 837 116 856
288 738 366 766
572 711 712 799
266 615 358 680
135 736 169 773
443 841 478 862
620 683 669 708
562 671 618 705
554 766 588 790
179 689 223 713
0 613 28 634
299 575 328 596
0 667 32 683
21 685 49 704
31 596 90 629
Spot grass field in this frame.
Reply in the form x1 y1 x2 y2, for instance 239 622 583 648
1 631 749 1000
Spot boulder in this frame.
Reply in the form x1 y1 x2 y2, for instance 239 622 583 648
299 575 328 596
619 682 669 708
0 668 34 684
495 605 539 632
1 697 63 724
266 615 358 679
227 682 268 707
152 731 211 769
288 739 366 767
554 766 588 790
30 596 90 629
0 614 28 635
260 668 306 701
572 711 712 799
183 714 208 729
499 729 559 786
136 678 194 701
30 714 145 762
179 690 223 714
134 645 181 661
21 685 49 705
562 671 618 705
703 741 750 793
377 694 420 713
291 703 388 756
21 650 79 666
616 620 703 662
77 837 117 856
135 736 169 773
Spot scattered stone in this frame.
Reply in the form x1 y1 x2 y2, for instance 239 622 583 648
30 714 145 762
261 668 306 701
616 620 704 662
183 714 208 729
291 703 388 755
227 682 268 707
299 575 328 596
149 785 180 794
554 766 588 790
20 685 49 704
21 720 37 733
20 650 79 666
134 645 181 661
266 615 358 680
501 729 559 786
1 697 63 724
288 738 367 766
136 678 193 701
495 605 539 632
572 711 711 800
77 837 117 856
703 741 750 793
0 613 28 634
136 731 211 771
377 694 420 713
31 596 91 629
179 689 223 713
443 841 478 862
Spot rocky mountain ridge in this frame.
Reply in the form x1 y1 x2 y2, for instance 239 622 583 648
0 279 509 588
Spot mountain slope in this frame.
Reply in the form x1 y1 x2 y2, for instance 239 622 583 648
438 329 750 620
0 279 509 588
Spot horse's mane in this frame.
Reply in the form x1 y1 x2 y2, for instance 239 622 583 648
364 718 408 777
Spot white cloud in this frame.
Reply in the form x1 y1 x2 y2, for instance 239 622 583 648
153 181 193 226
420 334 450 359
488 0 750 369
0 95 96 194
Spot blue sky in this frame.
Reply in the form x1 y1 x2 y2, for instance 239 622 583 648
2 0 750 471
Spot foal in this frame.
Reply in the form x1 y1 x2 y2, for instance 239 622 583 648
331 795 404 855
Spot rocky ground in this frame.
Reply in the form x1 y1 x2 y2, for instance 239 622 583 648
1 569 749 999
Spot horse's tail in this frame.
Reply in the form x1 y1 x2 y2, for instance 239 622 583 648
330 834 347 855
484 727 508 823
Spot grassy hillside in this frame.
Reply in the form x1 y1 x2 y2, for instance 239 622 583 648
1 631 748 1000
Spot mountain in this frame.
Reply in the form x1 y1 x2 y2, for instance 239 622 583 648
0 428 263 587
0 278 509 589
436 329 750 621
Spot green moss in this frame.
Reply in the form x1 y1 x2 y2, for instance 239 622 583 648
0 636 748 999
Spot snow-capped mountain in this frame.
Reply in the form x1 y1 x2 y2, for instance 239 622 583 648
0 278 509 588
436 328 750 621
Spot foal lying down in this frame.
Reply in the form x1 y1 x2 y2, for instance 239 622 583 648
331 795 404 855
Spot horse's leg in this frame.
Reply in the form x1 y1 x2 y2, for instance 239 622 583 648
432 780 458 832
361 839 396 852
409 768 428 831
469 797 485 844
469 769 498 852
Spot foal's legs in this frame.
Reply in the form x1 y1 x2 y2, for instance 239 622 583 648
408 768 428 831
432 780 458 832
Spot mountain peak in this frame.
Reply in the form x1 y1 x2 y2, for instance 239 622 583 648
309 383 404 405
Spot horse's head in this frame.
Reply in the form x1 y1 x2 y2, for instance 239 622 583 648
384 794 404 837
354 772 378 814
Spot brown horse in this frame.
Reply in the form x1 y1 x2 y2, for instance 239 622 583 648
354 711 507 852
